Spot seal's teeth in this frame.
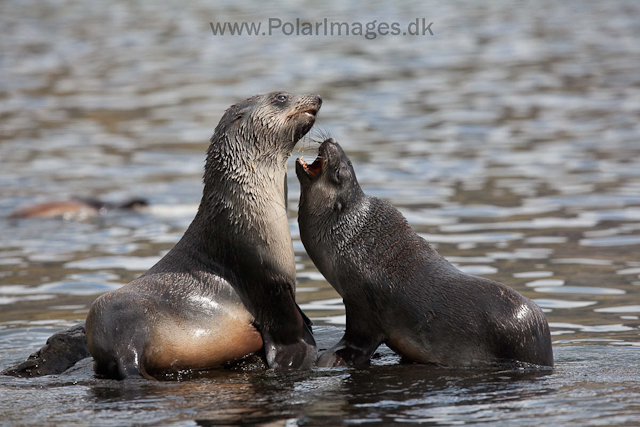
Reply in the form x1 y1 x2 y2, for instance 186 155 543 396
298 157 311 173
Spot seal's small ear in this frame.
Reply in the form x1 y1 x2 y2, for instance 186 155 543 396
332 168 341 185
232 106 251 125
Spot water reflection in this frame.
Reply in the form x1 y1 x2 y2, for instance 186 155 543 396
513 271 554 278
64 256 162 271
534 299 596 310
526 279 565 287
535 286 625 295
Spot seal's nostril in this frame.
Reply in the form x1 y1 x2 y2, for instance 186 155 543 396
316 95 323 105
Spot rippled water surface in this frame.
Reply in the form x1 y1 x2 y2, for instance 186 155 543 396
1 0 640 425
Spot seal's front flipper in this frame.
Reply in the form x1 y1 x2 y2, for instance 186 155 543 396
263 316 317 370
259 303 317 370
317 316 383 367
316 336 381 367
296 302 313 329
266 337 317 370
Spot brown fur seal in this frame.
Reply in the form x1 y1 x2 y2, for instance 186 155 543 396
86 92 322 379
296 138 553 368
8 198 148 219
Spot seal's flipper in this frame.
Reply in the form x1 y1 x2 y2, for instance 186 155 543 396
296 302 313 329
257 292 317 370
317 306 383 367
317 326 383 367
264 335 317 370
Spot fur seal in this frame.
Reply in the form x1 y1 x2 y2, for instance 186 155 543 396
8 198 148 219
86 92 322 379
296 138 553 368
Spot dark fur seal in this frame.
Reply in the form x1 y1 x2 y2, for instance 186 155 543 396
296 138 553 368
86 92 322 379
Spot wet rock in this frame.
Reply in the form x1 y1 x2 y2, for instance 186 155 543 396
1 323 90 378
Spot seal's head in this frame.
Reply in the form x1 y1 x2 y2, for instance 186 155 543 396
210 91 322 164
203 91 322 219
296 138 365 224
200 91 322 267
296 138 367 292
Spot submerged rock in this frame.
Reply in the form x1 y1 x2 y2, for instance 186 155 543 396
1 323 90 378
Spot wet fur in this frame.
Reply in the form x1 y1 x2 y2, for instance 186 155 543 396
86 92 321 379
296 139 554 368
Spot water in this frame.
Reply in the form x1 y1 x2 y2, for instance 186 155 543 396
1 333 639 426
1 0 640 424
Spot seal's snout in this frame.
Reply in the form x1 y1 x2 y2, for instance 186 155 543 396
288 94 322 120
303 95 322 118
319 137 342 160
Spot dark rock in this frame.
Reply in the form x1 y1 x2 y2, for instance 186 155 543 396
2 323 90 377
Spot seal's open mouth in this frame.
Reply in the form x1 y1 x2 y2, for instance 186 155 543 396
301 108 318 118
297 155 324 178
289 107 319 120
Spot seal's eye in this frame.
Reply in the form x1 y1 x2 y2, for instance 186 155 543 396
276 94 288 102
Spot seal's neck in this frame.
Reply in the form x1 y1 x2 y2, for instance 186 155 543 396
178 143 295 280
200 141 289 231
199 166 289 236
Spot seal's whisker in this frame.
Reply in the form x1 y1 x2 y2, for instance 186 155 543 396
291 124 326 154
294 133 322 155
311 123 332 142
